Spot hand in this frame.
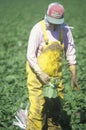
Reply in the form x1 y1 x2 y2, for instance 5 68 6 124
38 71 50 84
33 64 50 84
71 76 79 90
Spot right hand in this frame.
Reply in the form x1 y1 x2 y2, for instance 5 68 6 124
38 71 50 84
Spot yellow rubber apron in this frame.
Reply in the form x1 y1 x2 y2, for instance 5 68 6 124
38 20 64 99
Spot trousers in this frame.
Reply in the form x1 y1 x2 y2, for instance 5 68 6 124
26 62 63 130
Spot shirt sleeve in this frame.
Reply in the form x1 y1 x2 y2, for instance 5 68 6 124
26 23 42 69
63 26 76 65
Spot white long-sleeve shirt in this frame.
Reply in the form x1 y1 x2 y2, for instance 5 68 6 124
27 20 76 69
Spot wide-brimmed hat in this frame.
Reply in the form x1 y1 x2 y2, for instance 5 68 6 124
46 2 64 24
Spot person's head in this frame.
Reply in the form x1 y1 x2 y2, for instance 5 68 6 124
45 2 64 25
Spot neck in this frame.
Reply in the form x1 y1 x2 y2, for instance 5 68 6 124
49 23 58 31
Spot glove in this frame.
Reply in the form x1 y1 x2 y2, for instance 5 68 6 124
71 75 79 90
69 64 76 76
34 64 50 84
69 65 79 90
38 71 50 84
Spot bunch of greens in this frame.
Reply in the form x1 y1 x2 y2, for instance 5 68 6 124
43 78 60 98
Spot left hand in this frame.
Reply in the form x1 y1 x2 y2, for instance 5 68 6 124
71 75 79 90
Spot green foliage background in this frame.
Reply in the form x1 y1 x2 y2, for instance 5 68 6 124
0 0 86 130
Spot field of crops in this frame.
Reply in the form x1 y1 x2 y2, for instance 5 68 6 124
0 0 86 130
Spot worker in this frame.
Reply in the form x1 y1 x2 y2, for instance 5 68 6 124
26 2 79 130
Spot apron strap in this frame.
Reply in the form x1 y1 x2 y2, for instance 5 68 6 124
40 20 48 44
59 26 63 44
40 20 63 44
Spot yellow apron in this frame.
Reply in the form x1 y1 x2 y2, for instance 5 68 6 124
26 20 64 130
38 20 64 99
